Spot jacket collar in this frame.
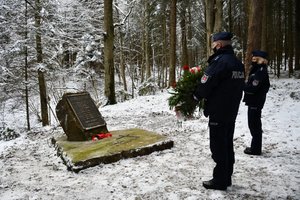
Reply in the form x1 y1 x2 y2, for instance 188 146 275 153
207 45 234 63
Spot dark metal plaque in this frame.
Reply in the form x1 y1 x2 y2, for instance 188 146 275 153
66 93 106 131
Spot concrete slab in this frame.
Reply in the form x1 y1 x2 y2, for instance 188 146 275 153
51 128 174 172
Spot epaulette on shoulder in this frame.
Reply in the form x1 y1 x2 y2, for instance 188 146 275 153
260 67 266 71
214 56 220 61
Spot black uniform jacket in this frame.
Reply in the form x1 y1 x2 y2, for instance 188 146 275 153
243 63 270 109
194 45 245 122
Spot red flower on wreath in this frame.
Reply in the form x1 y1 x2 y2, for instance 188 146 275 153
182 65 189 71
168 64 205 118
189 66 202 74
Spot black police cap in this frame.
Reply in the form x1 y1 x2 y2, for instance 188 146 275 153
252 50 268 59
212 32 233 42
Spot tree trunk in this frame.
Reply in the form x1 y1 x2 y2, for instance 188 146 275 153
261 0 267 51
158 3 167 88
295 0 300 71
120 32 127 91
25 0 30 130
35 0 49 126
276 0 282 78
245 0 263 77
187 5 194 68
266 0 275 74
115 1 127 91
180 1 188 67
287 0 294 77
205 0 214 58
213 0 223 33
168 0 177 88
145 0 151 79
205 0 223 58
104 0 116 104
162 7 168 88
284 2 288 72
228 0 232 32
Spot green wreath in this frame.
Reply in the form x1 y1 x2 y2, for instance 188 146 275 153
168 65 205 117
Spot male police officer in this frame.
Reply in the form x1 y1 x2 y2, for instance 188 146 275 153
243 50 270 155
194 32 245 190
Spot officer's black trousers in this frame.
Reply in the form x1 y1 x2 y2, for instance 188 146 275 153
209 120 235 186
247 106 262 154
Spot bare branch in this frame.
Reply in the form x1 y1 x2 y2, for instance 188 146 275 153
113 0 136 27
24 0 35 10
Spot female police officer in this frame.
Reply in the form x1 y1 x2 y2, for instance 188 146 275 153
243 50 270 155
194 32 245 190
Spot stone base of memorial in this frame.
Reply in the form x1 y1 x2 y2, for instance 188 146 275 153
52 128 174 172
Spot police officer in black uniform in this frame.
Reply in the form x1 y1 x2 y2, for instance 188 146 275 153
194 32 245 190
243 50 270 155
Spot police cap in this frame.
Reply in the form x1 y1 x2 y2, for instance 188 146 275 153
252 50 268 59
212 32 233 42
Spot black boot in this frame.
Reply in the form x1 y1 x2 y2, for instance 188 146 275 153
227 179 232 187
202 179 227 191
244 147 261 155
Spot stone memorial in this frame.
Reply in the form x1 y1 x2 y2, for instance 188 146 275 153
52 128 174 172
56 92 108 141
53 92 174 172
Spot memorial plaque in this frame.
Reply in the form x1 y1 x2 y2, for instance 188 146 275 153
66 93 106 130
56 92 108 141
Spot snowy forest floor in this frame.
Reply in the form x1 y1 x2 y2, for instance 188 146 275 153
0 76 299 200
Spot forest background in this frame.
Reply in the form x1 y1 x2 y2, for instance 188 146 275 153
0 0 299 130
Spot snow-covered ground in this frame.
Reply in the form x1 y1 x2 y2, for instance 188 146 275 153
0 77 299 200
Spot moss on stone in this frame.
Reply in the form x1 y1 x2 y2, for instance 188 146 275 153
54 128 170 164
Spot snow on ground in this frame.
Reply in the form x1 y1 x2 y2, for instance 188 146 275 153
0 77 299 200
